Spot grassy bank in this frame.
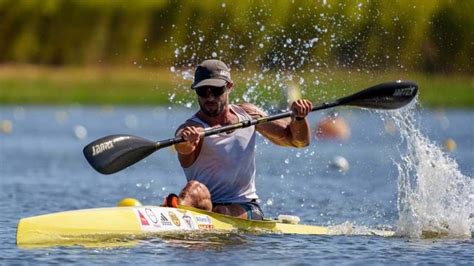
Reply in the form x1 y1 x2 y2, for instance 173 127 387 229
0 65 472 108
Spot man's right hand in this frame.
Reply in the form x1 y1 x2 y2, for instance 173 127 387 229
175 126 204 154
180 126 204 145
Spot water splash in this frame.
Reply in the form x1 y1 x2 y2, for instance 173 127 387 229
165 3 362 110
388 102 473 238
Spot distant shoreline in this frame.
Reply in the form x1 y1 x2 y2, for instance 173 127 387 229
0 65 472 108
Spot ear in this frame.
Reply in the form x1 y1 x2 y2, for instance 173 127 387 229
226 82 234 90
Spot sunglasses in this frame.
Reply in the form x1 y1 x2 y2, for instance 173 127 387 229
195 86 226 98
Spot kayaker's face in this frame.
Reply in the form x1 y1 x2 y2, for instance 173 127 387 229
196 85 229 117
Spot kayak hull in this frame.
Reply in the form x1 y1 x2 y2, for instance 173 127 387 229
17 205 393 247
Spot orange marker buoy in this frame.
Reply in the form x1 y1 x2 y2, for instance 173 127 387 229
443 138 456 152
315 116 350 141
0 120 13 134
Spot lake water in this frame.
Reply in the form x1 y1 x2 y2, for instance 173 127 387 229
0 105 472 264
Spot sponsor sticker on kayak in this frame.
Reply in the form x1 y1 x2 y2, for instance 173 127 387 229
198 224 215 230
134 208 162 230
160 212 172 226
168 211 181 227
137 210 149 226
182 214 195 229
195 215 212 225
194 215 214 230
135 207 198 232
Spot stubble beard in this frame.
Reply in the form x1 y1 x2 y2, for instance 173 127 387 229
199 101 224 117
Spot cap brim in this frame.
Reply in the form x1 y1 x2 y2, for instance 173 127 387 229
191 79 227 89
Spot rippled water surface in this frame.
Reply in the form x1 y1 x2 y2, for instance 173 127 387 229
0 106 472 264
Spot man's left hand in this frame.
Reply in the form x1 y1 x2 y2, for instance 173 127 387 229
291 99 313 120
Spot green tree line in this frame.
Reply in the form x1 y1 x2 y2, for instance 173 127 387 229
0 0 472 73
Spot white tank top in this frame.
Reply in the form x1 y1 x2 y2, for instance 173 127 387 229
183 105 258 203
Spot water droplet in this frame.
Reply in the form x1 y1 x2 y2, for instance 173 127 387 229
266 198 273 206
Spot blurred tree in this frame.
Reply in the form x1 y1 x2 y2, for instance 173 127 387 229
0 0 471 73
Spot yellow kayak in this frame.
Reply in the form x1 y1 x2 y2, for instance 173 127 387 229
17 204 395 248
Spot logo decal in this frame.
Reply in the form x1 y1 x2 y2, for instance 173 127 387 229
137 210 149 226
91 136 131 156
198 224 215 230
393 86 416 97
91 141 114 156
160 213 172 226
168 211 181 227
182 215 194 229
145 208 158 224
195 215 212 224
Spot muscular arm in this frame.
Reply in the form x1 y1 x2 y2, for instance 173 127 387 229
239 101 312 148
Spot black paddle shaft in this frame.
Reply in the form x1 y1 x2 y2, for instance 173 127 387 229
83 80 418 174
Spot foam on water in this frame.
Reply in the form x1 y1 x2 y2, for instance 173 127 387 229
328 221 394 237
388 102 473 238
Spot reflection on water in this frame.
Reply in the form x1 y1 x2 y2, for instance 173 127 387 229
150 231 248 251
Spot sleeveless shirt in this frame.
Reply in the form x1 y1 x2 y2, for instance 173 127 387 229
182 104 258 203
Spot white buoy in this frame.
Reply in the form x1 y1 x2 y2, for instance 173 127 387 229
74 125 88 139
331 156 349 173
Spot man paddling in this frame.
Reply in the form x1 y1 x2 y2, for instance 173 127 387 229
170 59 313 220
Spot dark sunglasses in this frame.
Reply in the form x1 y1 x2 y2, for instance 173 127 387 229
195 86 226 98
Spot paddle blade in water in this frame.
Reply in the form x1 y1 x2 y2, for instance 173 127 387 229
83 135 158 175
338 81 418 109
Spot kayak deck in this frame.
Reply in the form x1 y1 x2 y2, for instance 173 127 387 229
17 205 394 248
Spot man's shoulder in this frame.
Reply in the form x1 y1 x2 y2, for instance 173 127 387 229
236 103 267 118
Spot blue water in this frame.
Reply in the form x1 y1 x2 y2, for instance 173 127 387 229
0 106 473 264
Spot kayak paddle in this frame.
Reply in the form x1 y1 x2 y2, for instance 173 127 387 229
84 80 418 174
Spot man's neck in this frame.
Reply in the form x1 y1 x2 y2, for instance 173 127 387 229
197 104 236 127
